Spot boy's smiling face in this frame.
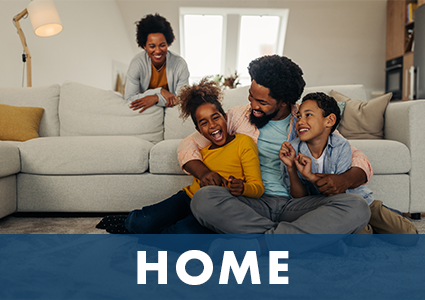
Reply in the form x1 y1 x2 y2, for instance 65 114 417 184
195 103 233 149
296 100 336 143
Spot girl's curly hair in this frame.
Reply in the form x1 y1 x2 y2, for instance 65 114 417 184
178 78 225 127
136 14 175 48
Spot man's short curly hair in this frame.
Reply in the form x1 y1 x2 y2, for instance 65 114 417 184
136 14 175 48
248 55 305 106
178 78 225 127
302 92 341 133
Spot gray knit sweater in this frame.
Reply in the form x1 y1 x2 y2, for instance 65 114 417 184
124 50 190 107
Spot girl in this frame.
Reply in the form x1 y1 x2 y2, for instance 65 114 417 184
98 79 264 234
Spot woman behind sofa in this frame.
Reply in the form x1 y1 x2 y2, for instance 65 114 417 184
125 14 190 113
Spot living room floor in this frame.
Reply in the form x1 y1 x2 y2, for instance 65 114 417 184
0 214 424 234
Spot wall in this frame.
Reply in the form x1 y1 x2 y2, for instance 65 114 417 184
1 0 387 98
117 0 387 99
1 0 135 90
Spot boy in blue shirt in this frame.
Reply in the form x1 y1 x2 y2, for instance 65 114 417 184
279 92 417 237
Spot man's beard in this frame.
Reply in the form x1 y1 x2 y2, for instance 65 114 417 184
249 108 279 129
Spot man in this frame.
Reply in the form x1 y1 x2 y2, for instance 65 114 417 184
177 55 371 238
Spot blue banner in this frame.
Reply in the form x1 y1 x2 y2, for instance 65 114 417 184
0 234 423 299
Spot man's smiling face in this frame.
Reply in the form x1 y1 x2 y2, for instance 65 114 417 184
248 80 291 128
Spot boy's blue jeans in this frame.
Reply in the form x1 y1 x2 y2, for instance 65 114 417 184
125 190 214 234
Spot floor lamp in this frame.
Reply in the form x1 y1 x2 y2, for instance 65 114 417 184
13 0 63 87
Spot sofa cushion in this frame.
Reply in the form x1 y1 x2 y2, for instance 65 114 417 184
18 136 153 175
0 142 20 177
59 81 164 143
302 84 367 102
0 84 60 137
349 139 410 174
0 104 44 141
150 139 185 174
163 107 195 140
331 91 392 139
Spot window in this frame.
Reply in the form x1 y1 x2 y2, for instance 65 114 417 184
179 8 289 85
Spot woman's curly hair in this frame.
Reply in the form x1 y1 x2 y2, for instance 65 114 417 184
136 14 175 48
178 78 225 127
248 55 305 106
302 92 341 133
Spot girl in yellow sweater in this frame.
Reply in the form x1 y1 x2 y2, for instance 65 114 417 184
97 79 263 234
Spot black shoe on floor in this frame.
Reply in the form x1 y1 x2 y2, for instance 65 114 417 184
106 223 131 234
96 215 128 229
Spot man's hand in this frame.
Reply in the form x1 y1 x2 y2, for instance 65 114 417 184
315 167 367 196
228 176 244 196
279 142 296 168
315 173 349 196
200 171 228 187
130 95 159 113
160 89 177 107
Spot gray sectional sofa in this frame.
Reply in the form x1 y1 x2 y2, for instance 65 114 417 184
1 81 424 220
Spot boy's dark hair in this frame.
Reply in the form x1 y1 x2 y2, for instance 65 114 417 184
179 78 225 127
136 14 175 48
248 55 305 106
302 92 341 133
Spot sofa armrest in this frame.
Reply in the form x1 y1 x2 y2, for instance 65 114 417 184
0 142 20 178
384 99 425 213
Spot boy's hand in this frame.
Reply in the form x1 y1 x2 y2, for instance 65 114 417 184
228 176 244 196
279 142 296 168
200 171 228 187
294 153 313 179
295 153 321 185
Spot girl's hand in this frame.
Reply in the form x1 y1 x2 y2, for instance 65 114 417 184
279 142 296 168
228 175 244 196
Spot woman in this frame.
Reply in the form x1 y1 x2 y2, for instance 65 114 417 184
125 14 190 113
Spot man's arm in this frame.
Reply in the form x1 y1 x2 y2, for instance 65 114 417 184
315 167 367 196
315 139 368 196
183 160 227 187
177 131 227 187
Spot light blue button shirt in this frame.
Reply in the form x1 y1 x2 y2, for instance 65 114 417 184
281 134 374 205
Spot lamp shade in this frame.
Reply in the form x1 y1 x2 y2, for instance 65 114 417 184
27 0 63 37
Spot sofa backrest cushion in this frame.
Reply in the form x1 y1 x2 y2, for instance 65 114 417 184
301 84 367 102
0 84 60 137
59 81 164 143
163 85 251 140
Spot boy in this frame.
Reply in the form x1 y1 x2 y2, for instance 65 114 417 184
279 92 418 236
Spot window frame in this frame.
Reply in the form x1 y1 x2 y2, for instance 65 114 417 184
179 7 289 84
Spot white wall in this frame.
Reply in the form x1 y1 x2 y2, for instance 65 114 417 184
1 0 135 90
1 0 387 98
117 0 387 99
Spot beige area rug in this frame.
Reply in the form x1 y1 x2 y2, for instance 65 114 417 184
0 214 424 234
0 216 108 234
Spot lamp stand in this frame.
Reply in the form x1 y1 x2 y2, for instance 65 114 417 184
13 8 32 87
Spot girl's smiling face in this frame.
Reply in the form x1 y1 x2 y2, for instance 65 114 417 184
195 103 233 149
